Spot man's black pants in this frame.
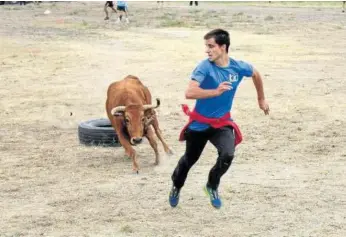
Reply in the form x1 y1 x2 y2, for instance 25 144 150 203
172 126 235 190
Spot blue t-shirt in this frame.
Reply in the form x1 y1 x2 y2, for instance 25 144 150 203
117 1 127 7
189 58 253 131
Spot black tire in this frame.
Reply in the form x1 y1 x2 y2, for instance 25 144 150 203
78 118 121 147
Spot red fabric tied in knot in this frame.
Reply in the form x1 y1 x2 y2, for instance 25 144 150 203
179 104 243 147
181 104 191 115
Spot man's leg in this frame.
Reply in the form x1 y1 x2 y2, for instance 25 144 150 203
172 129 209 189
204 126 234 209
208 126 235 190
124 10 129 23
104 4 109 20
116 7 122 22
169 129 209 207
111 6 117 13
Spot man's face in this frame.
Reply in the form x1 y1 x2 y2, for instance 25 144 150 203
205 37 226 62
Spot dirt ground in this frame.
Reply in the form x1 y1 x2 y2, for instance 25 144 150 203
1 1 346 237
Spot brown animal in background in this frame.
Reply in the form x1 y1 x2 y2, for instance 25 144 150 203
106 75 172 173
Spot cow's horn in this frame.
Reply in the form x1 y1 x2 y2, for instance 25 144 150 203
111 106 126 115
143 98 160 110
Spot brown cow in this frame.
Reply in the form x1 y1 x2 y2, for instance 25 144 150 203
106 75 172 172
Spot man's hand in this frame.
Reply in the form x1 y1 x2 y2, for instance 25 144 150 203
251 68 269 115
216 81 232 96
258 99 270 115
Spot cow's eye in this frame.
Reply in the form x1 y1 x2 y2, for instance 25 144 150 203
125 118 130 123
141 118 145 122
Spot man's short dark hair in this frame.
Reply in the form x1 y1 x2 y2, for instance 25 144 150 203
204 29 230 53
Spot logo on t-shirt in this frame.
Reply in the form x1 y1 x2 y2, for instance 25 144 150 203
229 74 238 82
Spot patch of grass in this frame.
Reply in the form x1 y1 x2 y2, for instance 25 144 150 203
205 9 220 18
212 1 344 8
4 6 21 10
254 28 274 35
160 19 189 28
234 12 244 16
231 12 254 23
69 9 87 15
158 12 178 20
188 9 203 14
264 15 274 21
158 13 191 27
4 232 26 237
120 225 134 233
69 10 79 15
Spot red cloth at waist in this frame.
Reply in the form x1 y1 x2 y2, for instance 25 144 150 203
179 104 243 146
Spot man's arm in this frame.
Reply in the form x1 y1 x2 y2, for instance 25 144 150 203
252 68 270 115
185 80 232 100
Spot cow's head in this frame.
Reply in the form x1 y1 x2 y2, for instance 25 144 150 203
111 99 160 145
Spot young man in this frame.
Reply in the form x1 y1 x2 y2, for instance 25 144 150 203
116 1 129 23
169 29 270 209
104 1 117 20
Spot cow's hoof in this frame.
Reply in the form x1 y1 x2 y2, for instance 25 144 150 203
133 169 139 174
166 149 174 156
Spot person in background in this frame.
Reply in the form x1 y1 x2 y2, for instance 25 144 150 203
116 1 129 23
104 1 117 20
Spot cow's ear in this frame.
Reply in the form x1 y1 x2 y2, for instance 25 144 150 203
114 112 124 117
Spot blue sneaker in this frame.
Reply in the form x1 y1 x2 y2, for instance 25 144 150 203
204 185 222 209
169 186 180 207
